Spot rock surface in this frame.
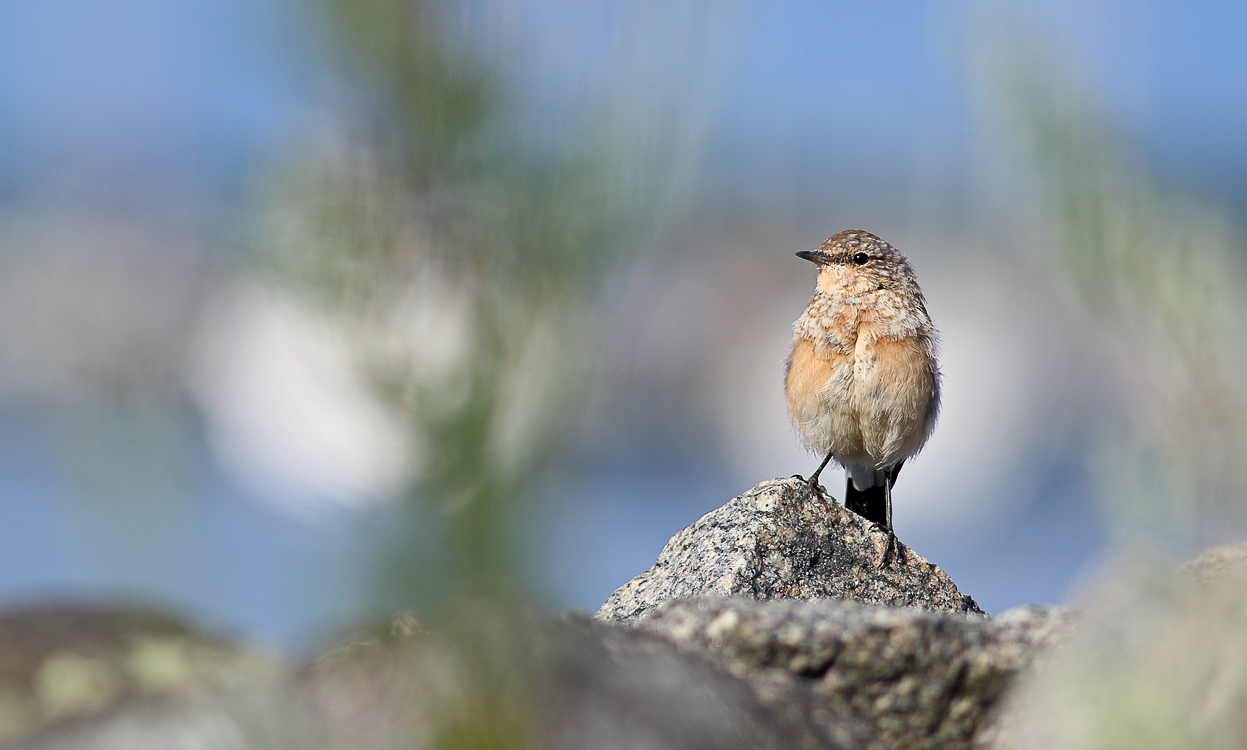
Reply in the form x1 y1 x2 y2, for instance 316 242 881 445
532 616 880 750
303 611 883 750
597 477 981 623
640 597 1076 750
11 601 1077 750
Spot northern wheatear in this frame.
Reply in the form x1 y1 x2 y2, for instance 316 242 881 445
785 230 940 536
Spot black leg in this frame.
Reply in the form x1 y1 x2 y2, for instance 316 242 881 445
807 450 834 494
884 466 893 533
880 465 903 564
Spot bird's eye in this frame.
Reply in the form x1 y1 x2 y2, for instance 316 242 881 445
853 253 869 265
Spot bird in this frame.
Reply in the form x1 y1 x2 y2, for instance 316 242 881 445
784 229 940 537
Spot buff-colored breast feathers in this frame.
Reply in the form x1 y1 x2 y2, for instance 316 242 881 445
853 335 939 465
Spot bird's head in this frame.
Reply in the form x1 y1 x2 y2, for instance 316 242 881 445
797 230 915 297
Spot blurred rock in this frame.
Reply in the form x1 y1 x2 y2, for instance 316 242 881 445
539 615 878 749
0 604 281 749
597 477 981 623
983 550 1247 749
1178 541 1247 582
5 598 1076 750
301 609 879 750
639 597 1075 750
300 598 1079 750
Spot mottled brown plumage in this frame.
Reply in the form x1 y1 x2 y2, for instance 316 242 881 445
785 230 940 534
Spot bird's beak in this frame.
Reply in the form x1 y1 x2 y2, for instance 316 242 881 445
796 250 826 265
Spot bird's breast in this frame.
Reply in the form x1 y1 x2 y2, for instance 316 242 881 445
785 331 862 458
786 306 938 466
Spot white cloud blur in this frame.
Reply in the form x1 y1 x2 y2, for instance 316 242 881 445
189 283 414 519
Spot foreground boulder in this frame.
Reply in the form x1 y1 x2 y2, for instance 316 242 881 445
640 597 1076 750
0 605 279 748
986 544 1247 749
8 601 1074 750
305 612 881 750
597 477 981 623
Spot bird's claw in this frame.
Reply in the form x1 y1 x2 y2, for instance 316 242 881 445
880 529 904 566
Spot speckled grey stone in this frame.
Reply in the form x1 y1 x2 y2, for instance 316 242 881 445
639 597 1077 750
596 477 981 623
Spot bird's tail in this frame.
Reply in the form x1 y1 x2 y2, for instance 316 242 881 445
844 460 904 528
843 483 886 526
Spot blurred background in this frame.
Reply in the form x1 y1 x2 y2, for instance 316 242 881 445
1 0 1246 653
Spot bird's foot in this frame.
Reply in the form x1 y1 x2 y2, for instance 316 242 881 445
793 473 833 503
880 528 904 566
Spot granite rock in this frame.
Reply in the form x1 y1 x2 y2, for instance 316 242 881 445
640 597 1077 750
597 477 981 623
